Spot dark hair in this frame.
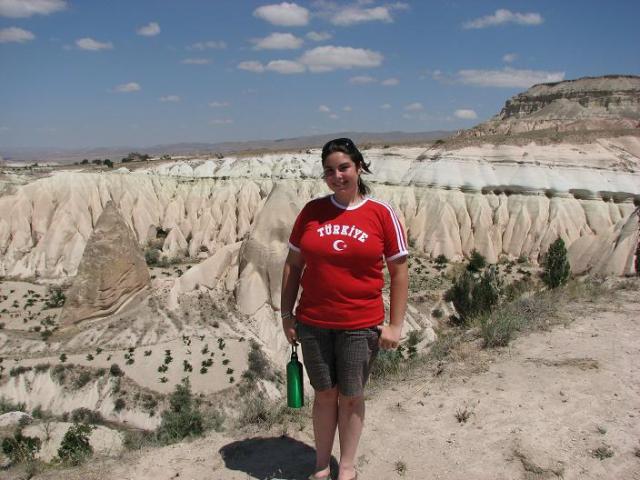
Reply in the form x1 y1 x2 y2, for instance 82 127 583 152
321 137 372 196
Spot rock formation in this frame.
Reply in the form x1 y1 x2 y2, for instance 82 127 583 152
464 75 640 137
59 201 150 325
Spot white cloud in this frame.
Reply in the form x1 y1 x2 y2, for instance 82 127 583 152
503 53 518 63
299 45 383 72
237 61 265 73
381 77 399 86
0 26 34 43
328 3 409 26
210 118 234 125
454 109 478 119
0 0 66 18
115 82 141 93
404 102 423 111
343 106 352 112
318 105 331 113
253 2 309 26
76 37 113 51
187 40 227 50
329 113 339 119
160 95 180 102
349 75 376 84
266 59 306 74
306 31 332 42
253 32 303 50
182 58 210 65
463 9 543 29
137 22 160 37
380 103 391 109
209 101 230 108
456 67 565 88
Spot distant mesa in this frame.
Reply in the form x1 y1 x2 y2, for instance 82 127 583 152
60 201 150 326
462 75 640 138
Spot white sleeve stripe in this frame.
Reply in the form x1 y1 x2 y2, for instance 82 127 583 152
386 250 409 261
288 242 301 252
369 198 407 252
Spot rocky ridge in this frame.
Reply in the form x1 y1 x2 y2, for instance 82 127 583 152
463 75 640 137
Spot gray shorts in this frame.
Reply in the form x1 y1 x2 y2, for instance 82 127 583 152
296 322 380 397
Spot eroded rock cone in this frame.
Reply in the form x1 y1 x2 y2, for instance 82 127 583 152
60 201 150 325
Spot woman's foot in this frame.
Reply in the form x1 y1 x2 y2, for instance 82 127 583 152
309 466 331 480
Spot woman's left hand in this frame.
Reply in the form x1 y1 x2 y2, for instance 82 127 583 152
378 324 402 350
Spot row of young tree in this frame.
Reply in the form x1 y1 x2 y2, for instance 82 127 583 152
75 152 152 167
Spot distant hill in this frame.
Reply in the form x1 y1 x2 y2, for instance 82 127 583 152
0 130 452 164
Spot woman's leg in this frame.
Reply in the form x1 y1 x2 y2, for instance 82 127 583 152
312 386 339 477
337 394 364 480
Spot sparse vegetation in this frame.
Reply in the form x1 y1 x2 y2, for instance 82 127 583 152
1 429 41 465
155 379 204 444
70 408 103 425
591 445 614 460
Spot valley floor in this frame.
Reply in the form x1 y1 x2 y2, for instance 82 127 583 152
22 283 640 480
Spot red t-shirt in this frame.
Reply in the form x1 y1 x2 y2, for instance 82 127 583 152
288 195 408 330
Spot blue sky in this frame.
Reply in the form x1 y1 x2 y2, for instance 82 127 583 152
1 0 639 149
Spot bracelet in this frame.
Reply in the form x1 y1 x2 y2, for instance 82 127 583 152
281 311 294 321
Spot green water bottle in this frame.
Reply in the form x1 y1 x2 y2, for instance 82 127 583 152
287 344 304 408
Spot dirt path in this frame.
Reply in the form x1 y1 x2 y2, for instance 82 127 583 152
32 288 640 480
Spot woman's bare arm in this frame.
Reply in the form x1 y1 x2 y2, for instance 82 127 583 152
280 249 305 344
379 255 408 349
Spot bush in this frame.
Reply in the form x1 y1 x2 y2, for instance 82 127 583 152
434 254 448 266
445 267 500 324
243 340 273 382
57 423 94 465
467 249 487 272
109 363 124 377
155 379 203 444
1 430 41 464
73 370 92 389
114 398 126 412
144 248 161 266
542 237 571 289
70 408 103 425
45 286 65 308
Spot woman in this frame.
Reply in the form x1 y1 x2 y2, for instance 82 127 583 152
280 138 408 480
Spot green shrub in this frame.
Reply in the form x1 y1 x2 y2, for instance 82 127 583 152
542 237 571 288
444 267 500 324
70 408 103 425
0 397 26 414
45 286 66 308
73 370 92 389
114 398 126 412
109 363 124 377
155 379 203 444
144 249 161 266
467 249 487 272
1 430 41 464
434 254 448 266
57 423 94 465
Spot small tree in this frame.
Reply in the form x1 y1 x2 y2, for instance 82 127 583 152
445 267 500 324
57 423 94 465
104 159 113 168
542 237 570 288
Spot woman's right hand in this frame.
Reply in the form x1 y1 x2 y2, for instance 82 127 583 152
282 315 298 345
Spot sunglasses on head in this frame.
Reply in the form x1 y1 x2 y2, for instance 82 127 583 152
323 137 356 152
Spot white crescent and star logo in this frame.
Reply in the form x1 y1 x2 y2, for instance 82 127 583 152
332 239 347 252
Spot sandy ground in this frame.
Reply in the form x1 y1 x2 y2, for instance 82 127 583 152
21 283 639 480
